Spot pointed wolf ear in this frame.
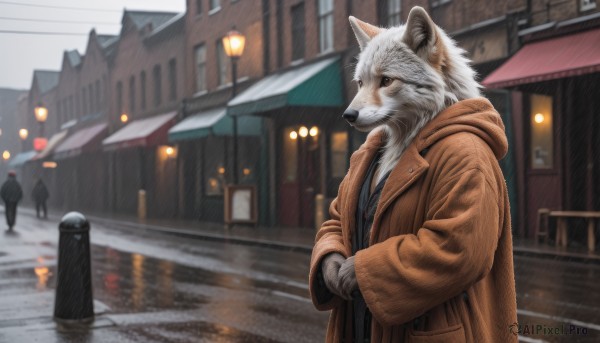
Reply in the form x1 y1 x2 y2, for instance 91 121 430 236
403 7 440 62
349 16 381 50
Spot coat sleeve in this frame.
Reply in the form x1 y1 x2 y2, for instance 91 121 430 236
309 177 349 311
354 167 500 326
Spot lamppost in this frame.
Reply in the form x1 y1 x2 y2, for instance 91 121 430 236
222 28 245 184
34 103 48 138
19 129 28 152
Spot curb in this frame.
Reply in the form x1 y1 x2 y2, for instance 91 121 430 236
86 215 315 254
17 207 598 262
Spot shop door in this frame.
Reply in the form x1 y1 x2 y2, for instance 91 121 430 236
279 126 321 227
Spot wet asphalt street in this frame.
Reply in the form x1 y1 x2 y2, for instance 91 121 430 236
0 210 598 342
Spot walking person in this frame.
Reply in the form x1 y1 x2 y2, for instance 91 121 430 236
32 178 49 219
0 170 23 232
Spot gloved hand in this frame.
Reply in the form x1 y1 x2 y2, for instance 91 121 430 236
338 255 358 300
321 252 346 298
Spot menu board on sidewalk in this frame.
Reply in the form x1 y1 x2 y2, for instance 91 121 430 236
224 185 258 226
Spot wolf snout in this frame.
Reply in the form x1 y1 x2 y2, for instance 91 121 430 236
342 108 359 123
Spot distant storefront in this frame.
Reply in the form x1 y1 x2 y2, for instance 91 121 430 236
484 22 600 239
227 55 347 227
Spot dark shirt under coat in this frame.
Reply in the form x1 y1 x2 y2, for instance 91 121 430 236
352 151 391 343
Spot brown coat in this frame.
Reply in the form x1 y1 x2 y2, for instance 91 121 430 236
309 98 518 342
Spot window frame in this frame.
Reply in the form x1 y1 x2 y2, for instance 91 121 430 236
387 0 401 27
153 64 162 107
168 58 177 102
317 0 334 53
581 0 597 11
291 2 306 61
140 71 147 110
129 75 136 115
194 44 207 93
216 39 230 86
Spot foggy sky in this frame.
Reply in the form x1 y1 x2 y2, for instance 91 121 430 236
0 0 185 90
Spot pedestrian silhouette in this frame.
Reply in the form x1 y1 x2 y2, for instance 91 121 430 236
32 178 49 219
0 170 23 231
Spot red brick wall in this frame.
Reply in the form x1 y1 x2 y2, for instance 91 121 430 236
110 17 185 129
185 0 264 97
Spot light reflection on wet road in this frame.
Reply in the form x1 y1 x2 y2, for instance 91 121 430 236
0 211 598 342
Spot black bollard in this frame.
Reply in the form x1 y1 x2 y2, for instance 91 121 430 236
54 212 94 322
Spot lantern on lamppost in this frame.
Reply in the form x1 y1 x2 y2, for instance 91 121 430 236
19 129 28 141
19 128 29 152
34 102 48 139
222 28 246 184
2 150 10 161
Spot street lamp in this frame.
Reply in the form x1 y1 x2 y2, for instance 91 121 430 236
222 28 246 184
34 102 48 138
2 150 10 161
19 128 28 152
19 129 28 140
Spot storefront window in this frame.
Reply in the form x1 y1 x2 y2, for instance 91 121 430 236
331 131 348 178
283 127 298 182
530 94 553 169
205 136 226 195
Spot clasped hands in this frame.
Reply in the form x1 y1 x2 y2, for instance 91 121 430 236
321 253 359 300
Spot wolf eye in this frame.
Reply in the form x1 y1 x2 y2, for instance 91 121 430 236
357 80 363 88
380 77 393 87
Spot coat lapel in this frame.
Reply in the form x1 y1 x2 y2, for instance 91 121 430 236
369 141 430 245
341 133 383 252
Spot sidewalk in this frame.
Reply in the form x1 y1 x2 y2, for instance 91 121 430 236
20 206 600 263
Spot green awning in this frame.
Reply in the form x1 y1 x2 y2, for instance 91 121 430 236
168 107 262 142
8 150 37 168
227 56 344 116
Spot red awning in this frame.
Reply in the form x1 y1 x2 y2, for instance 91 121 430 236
54 123 108 159
102 111 177 151
483 28 600 88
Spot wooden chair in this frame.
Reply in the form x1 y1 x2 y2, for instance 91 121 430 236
535 208 551 244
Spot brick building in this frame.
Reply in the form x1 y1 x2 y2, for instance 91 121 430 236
14 0 600 243
103 10 186 218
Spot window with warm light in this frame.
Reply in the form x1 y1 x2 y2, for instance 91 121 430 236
283 127 298 182
331 131 348 178
530 94 553 169
205 136 226 195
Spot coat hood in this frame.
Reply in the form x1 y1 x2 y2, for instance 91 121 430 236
363 98 508 161
417 97 509 160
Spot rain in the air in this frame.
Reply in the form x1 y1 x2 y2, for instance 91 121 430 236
0 0 598 342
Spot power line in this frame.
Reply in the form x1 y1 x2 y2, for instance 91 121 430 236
0 16 118 25
0 1 121 13
0 29 87 36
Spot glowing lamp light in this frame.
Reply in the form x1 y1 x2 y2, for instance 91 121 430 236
289 131 298 140
218 166 225 174
19 128 28 140
165 147 174 156
309 126 319 137
534 113 545 124
121 113 129 123
243 168 251 176
2 150 9 160
33 137 48 152
43 161 57 169
298 126 308 138
222 29 246 58
34 104 48 122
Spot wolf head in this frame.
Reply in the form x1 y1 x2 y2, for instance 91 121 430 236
344 7 480 134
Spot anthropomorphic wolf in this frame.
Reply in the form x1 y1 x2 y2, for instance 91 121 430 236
309 6 518 342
